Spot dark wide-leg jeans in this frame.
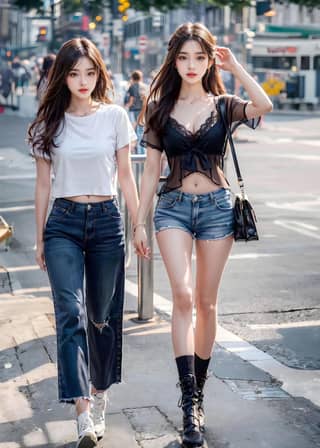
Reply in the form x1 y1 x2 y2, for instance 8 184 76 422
44 197 125 403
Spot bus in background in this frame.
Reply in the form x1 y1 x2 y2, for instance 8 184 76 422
251 36 320 110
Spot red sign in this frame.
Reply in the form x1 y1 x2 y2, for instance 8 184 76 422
138 35 148 52
82 15 89 31
267 46 297 55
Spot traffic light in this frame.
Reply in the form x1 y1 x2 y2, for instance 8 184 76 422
118 0 130 21
37 26 48 42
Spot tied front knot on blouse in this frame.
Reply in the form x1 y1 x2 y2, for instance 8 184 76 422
182 147 211 172
141 94 260 193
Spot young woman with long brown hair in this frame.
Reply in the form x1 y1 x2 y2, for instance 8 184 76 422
134 23 272 447
29 38 138 448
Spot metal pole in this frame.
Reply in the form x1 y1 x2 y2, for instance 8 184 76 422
130 154 154 321
50 0 55 51
137 207 154 321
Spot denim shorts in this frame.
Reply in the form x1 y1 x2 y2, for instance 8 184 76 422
154 188 234 240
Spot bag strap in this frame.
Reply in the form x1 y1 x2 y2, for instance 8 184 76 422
218 97 246 198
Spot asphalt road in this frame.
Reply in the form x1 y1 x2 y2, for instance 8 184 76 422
0 110 319 371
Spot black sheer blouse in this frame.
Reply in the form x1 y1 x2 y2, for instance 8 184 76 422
141 94 259 193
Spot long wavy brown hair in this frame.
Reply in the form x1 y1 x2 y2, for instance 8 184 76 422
145 22 226 135
28 38 113 159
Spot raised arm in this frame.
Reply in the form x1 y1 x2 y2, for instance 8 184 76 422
35 158 51 270
216 46 273 119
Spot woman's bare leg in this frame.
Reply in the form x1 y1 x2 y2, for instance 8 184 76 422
75 398 90 415
194 236 233 359
157 228 203 446
156 229 194 356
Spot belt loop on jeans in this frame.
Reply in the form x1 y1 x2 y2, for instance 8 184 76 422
102 201 107 212
69 200 76 213
178 191 183 202
209 192 215 203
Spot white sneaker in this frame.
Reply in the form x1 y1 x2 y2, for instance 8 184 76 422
91 392 107 440
76 410 97 448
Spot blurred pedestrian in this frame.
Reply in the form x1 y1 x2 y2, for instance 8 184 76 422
134 22 272 447
28 37 138 448
0 60 14 101
11 56 30 93
124 71 147 154
36 53 56 101
125 70 147 126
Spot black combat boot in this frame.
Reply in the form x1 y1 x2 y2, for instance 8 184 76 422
195 376 207 432
178 374 203 448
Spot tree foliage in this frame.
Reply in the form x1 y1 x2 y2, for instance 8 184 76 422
206 0 251 8
131 0 186 11
62 0 107 16
131 0 320 11
12 0 320 14
13 0 43 12
284 0 320 7
131 0 251 11
13 0 107 16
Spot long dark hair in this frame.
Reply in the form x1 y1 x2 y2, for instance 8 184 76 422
145 22 226 135
28 38 113 159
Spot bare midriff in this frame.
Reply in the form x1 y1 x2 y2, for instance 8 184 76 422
179 167 229 194
64 195 114 203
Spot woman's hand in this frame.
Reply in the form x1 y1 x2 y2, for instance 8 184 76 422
215 47 240 73
36 240 46 271
133 225 151 259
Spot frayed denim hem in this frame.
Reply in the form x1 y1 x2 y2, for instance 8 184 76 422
196 231 234 241
59 395 93 405
155 225 192 236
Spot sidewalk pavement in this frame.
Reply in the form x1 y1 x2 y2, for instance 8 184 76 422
1 90 320 447
1 250 320 448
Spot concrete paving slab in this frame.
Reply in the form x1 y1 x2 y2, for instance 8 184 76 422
103 412 139 448
0 378 33 424
212 345 271 382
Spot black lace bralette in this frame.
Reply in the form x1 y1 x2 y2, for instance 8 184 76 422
167 109 218 141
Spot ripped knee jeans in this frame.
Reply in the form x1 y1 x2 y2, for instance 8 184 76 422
44 198 125 403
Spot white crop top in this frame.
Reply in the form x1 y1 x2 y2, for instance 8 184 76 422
31 103 136 198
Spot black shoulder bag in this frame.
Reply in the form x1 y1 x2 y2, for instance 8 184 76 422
218 98 259 242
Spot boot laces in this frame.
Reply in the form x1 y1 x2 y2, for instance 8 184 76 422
177 376 199 433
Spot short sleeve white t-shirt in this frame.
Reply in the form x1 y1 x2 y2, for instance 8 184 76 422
32 103 136 198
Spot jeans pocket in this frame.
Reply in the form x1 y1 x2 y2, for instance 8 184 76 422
215 193 233 211
157 194 178 210
105 201 121 219
50 205 70 217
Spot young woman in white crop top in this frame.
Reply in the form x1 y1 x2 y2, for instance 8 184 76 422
28 38 138 448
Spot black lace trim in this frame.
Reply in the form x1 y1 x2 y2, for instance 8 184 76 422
168 109 219 140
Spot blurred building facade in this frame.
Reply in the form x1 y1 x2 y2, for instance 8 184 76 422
1 1 320 107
